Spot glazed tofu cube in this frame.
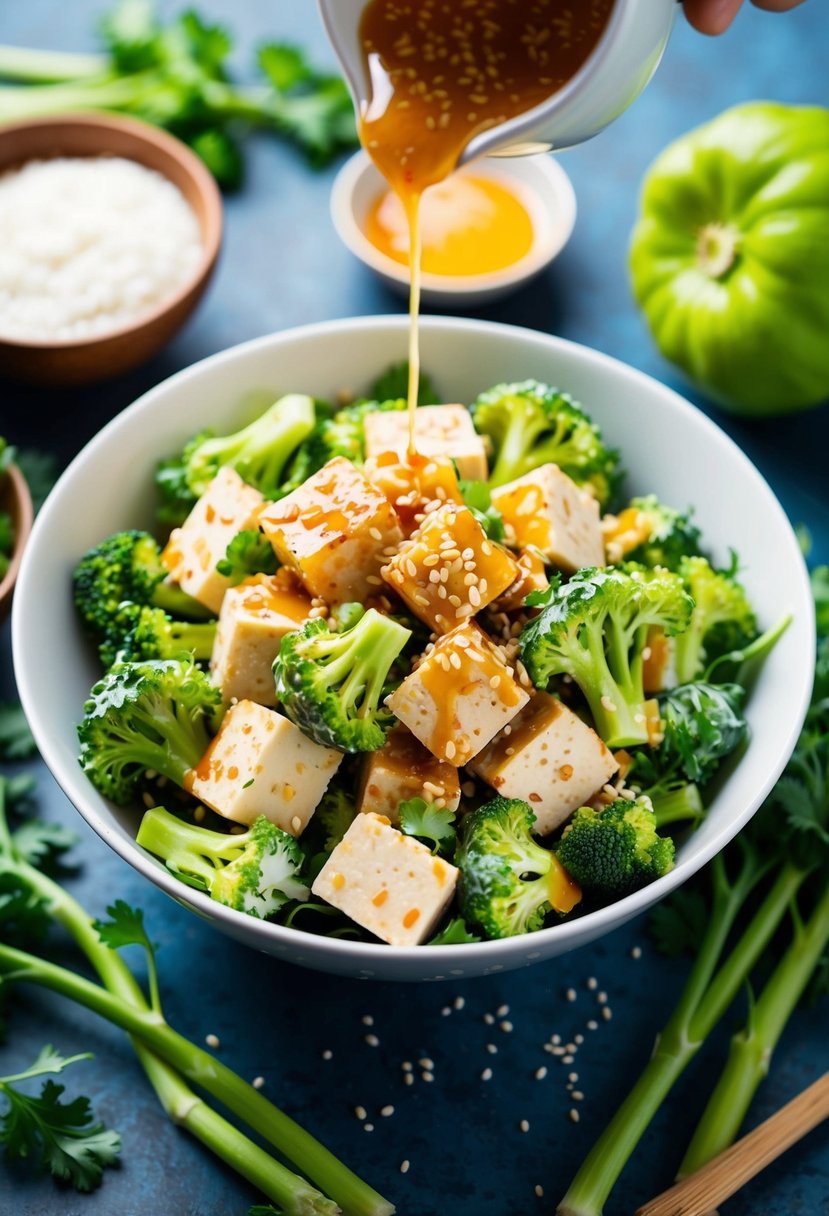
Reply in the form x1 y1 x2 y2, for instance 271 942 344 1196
381 503 518 633
210 571 312 706
363 450 464 537
161 467 264 613
602 505 652 565
257 457 403 605
386 621 530 766
357 726 461 823
312 811 459 945
364 405 488 482
188 699 342 835
491 464 604 573
492 547 550 613
469 692 619 836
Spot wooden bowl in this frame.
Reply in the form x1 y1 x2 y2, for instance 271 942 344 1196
0 113 223 387
0 463 34 621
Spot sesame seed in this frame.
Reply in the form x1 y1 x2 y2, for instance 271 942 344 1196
535 1185 544 1199
365 1033 380 1047
562 1055 575 1065
551 1034 561 1045
631 945 642 959
535 1066 548 1080
453 996 465 1010
497 1004 510 1017
569 1109 580 1123
500 1020 513 1033
572 1091 584 1101
597 991 608 1004
380 1105 395 1117
355 1105 367 1120
566 987 577 1002
441 1006 452 1017
602 1006 613 1021
364 1123 375 1132
362 1015 374 1026
445 740 456 760
483 1013 495 1025
322 1049 333 1060
252 1076 265 1089
586 977 598 990
404 1073 414 1086
291 815 302 834
480 1068 493 1081
422 1071 435 1083
587 1020 598 1031
400 1160 410 1174
419 1057 434 1070
486 1043 498 1055
205 1034 220 1049
520 1119 530 1133
369 527 383 541
574 1034 584 1045
568 1072 579 1083
402 1060 413 1071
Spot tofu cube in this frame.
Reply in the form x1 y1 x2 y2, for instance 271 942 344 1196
386 621 530 766
210 571 312 706
312 811 459 946
469 692 619 836
493 547 550 613
357 726 461 823
257 457 403 605
382 503 518 633
364 405 488 482
188 699 342 834
363 450 464 537
161 467 264 614
491 464 604 573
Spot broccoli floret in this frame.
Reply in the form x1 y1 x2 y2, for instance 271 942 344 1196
215 529 279 585
74 530 210 638
99 603 218 669
78 657 223 805
674 556 757 684
520 565 694 748
470 380 621 505
314 787 357 854
627 681 748 827
369 361 441 405
276 398 407 496
556 798 675 898
136 806 308 918
155 394 316 519
606 495 702 571
456 797 582 939
273 608 411 752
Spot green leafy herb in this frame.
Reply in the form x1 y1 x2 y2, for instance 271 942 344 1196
399 798 457 857
216 530 278 584
0 1047 121 1191
459 480 506 542
10 820 78 869
93 900 160 1012
369 361 440 406
0 702 37 761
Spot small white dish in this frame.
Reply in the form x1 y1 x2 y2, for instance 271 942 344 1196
12 316 814 981
330 150 577 307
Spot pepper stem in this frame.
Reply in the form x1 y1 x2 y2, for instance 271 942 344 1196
696 221 740 279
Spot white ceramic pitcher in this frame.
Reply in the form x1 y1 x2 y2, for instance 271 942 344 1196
318 0 677 161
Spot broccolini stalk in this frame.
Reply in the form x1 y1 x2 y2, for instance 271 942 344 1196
678 880 829 1178
556 850 807 1216
0 781 393 1216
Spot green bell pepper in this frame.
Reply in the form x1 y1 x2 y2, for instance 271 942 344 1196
630 102 829 417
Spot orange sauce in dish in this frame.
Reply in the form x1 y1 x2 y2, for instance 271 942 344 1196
364 172 535 277
357 0 613 433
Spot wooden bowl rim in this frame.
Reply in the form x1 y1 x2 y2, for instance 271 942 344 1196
0 464 35 613
0 111 223 352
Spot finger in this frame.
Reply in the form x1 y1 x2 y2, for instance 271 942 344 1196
683 0 745 35
751 0 809 11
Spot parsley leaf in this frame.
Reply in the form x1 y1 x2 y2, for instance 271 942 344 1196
11 820 78 869
93 901 160 1011
0 1048 121 1191
0 703 37 762
399 798 457 857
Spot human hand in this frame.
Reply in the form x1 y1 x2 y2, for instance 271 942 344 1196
684 0 808 35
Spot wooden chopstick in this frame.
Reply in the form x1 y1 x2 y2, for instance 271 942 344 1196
635 1072 829 1216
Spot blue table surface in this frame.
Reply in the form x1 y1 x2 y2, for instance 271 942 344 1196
1 3 828 1214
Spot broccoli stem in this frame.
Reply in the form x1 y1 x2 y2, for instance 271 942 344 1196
0 939 393 1216
556 856 806 1216
651 784 704 829
0 44 108 82
153 581 216 621
166 619 217 662
677 881 829 1178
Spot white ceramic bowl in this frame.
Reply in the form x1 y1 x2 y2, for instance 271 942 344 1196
13 316 814 982
330 150 577 307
